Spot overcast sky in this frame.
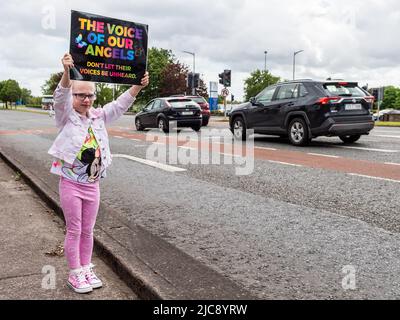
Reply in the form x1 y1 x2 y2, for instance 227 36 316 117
1 0 399 100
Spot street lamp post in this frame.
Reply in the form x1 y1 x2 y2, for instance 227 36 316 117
264 50 268 72
183 50 195 94
293 50 304 80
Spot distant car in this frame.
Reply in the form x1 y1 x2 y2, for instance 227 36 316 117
229 79 375 145
373 109 394 121
170 95 210 126
135 97 202 133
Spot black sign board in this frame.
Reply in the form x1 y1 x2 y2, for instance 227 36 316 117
69 10 148 85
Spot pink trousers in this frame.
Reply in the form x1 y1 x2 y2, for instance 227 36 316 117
59 177 100 269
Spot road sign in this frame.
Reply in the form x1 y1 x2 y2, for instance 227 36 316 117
221 88 229 97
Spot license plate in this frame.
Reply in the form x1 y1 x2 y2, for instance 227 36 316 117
181 111 193 115
345 104 362 110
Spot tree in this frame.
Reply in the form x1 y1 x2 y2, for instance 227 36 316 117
159 62 189 97
195 79 208 99
381 86 400 110
95 83 113 107
243 69 280 101
136 47 175 104
20 88 32 105
0 79 22 109
41 72 63 95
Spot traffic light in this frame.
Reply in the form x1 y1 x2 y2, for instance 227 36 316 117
218 72 224 85
371 88 379 102
193 73 200 88
187 73 193 89
224 69 231 87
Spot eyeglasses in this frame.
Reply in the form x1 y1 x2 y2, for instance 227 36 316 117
73 93 96 101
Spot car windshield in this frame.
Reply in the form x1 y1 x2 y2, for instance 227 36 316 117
323 83 366 97
168 99 198 108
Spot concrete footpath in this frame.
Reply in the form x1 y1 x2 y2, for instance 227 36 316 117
0 157 138 299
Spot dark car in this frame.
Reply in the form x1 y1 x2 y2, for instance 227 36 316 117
135 97 202 133
229 80 375 145
170 95 211 126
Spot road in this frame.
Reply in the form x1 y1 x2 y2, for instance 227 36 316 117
1 109 400 299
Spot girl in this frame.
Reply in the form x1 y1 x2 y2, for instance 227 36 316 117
48 53 149 293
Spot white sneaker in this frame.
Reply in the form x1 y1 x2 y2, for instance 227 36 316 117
83 263 103 289
67 268 93 294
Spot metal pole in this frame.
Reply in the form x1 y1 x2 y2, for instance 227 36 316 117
182 51 196 95
293 50 304 80
224 94 227 119
293 53 295 80
264 51 267 72
192 53 195 95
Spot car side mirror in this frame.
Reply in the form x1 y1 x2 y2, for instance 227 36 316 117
249 97 256 105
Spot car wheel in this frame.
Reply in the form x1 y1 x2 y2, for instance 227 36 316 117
288 118 309 146
192 124 201 132
339 134 361 144
232 116 247 141
135 118 145 131
202 118 209 126
158 118 169 133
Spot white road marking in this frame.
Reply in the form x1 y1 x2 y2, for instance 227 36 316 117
333 145 398 153
348 173 400 183
372 135 400 138
385 162 400 166
178 146 197 150
307 152 340 158
114 136 124 139
130 138 142 141
220 153 243 157
112 154 186 172
268 160 302 167
255 146 277 151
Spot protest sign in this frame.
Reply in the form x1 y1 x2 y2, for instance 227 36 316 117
69 10 148 85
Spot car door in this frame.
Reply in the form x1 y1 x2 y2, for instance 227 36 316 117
262 84 298 129
140 100 155 126
148 99 162 127
246 86 277 129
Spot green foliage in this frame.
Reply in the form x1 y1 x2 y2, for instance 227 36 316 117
95 83 113 107
136 47 175 104
20 88 32 105
28 96 42 105
0 79 22 108
243 69 280 101
41 72 63 95
381 86 400 110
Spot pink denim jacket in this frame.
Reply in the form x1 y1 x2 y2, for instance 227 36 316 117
48 83 136 167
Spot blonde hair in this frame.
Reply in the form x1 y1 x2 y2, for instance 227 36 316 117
71 80 96 93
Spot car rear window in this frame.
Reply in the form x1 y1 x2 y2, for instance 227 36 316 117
167 99 198 108
323 83 366 97
190 97 206 104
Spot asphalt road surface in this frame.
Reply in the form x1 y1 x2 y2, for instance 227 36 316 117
1 109 400 299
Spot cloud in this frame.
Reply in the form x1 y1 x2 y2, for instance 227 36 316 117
1 0 400 99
